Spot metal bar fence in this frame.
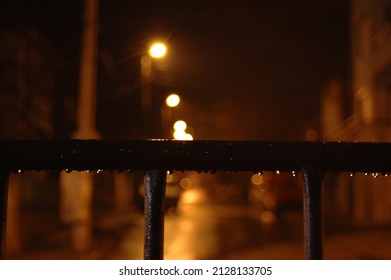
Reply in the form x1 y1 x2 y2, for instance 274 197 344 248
0 140 391 260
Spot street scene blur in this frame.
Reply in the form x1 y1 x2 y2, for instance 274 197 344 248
1 0 391 259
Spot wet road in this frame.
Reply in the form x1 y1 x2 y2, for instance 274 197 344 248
109 201 304 260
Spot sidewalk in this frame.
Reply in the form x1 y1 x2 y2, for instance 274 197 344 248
223 226 391 260
6 215 391 260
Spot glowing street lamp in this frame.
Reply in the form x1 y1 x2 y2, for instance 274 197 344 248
161 93 181 138
141 42 168 112
173 120 193 140
149 42 167 59
174 120 187 131
165 93 180 108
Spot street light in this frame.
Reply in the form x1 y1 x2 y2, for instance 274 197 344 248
161 93 180 138
141 42 168 112
173 120 193 140
140 42 168 138
149 42 167 58
174 120 187 131
165 93 180 108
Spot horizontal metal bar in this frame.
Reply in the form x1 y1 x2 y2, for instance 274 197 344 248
0 140 390 173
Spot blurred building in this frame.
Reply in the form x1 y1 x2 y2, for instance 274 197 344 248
0 25 57 139
0 23 59 255
321 0 391 226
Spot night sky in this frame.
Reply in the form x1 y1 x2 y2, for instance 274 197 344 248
1 0 350 140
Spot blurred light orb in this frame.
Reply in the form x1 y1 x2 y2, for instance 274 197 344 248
180 178 192 189
149 42 167 58
173 131 193 141
166 93 180 107
184 133 193 141
174 120 187 131
251 173 264 185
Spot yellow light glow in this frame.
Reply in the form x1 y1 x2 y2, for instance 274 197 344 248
180 189 202 204
251 174 264 185
173 120 187 131
173 130 193 141
184 133 193 141
166 93 180 107
149 42 167 58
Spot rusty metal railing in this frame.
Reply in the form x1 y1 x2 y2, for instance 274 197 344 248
1 140 391 260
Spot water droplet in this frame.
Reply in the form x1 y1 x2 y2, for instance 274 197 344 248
257 171 264 175
372 172 379 178
65 169 72 173
276 170 281 175
17 169 23 174
364 173 369 176
97 169 103 174
292 171 297 177
349 172 355 177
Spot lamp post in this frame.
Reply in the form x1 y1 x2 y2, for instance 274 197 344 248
140 42 167 138
140 42 167 112
60 0 99 253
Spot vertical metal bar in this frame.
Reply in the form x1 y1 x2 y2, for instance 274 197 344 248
302 168 324 260
0 170 9 260
144 169 167 260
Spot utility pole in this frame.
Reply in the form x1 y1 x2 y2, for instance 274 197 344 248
74 0 100 140
60 0 99 252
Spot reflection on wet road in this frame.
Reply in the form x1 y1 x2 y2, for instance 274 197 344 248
164 204 264 259
109 201 304 260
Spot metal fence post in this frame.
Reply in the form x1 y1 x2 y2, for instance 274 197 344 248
302 167 324 260
144 169 167 260
0 170 9 260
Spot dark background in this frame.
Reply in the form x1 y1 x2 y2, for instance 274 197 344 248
1 0 350 140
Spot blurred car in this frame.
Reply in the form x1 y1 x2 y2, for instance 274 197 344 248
248 172 303 213
164 173 183 213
